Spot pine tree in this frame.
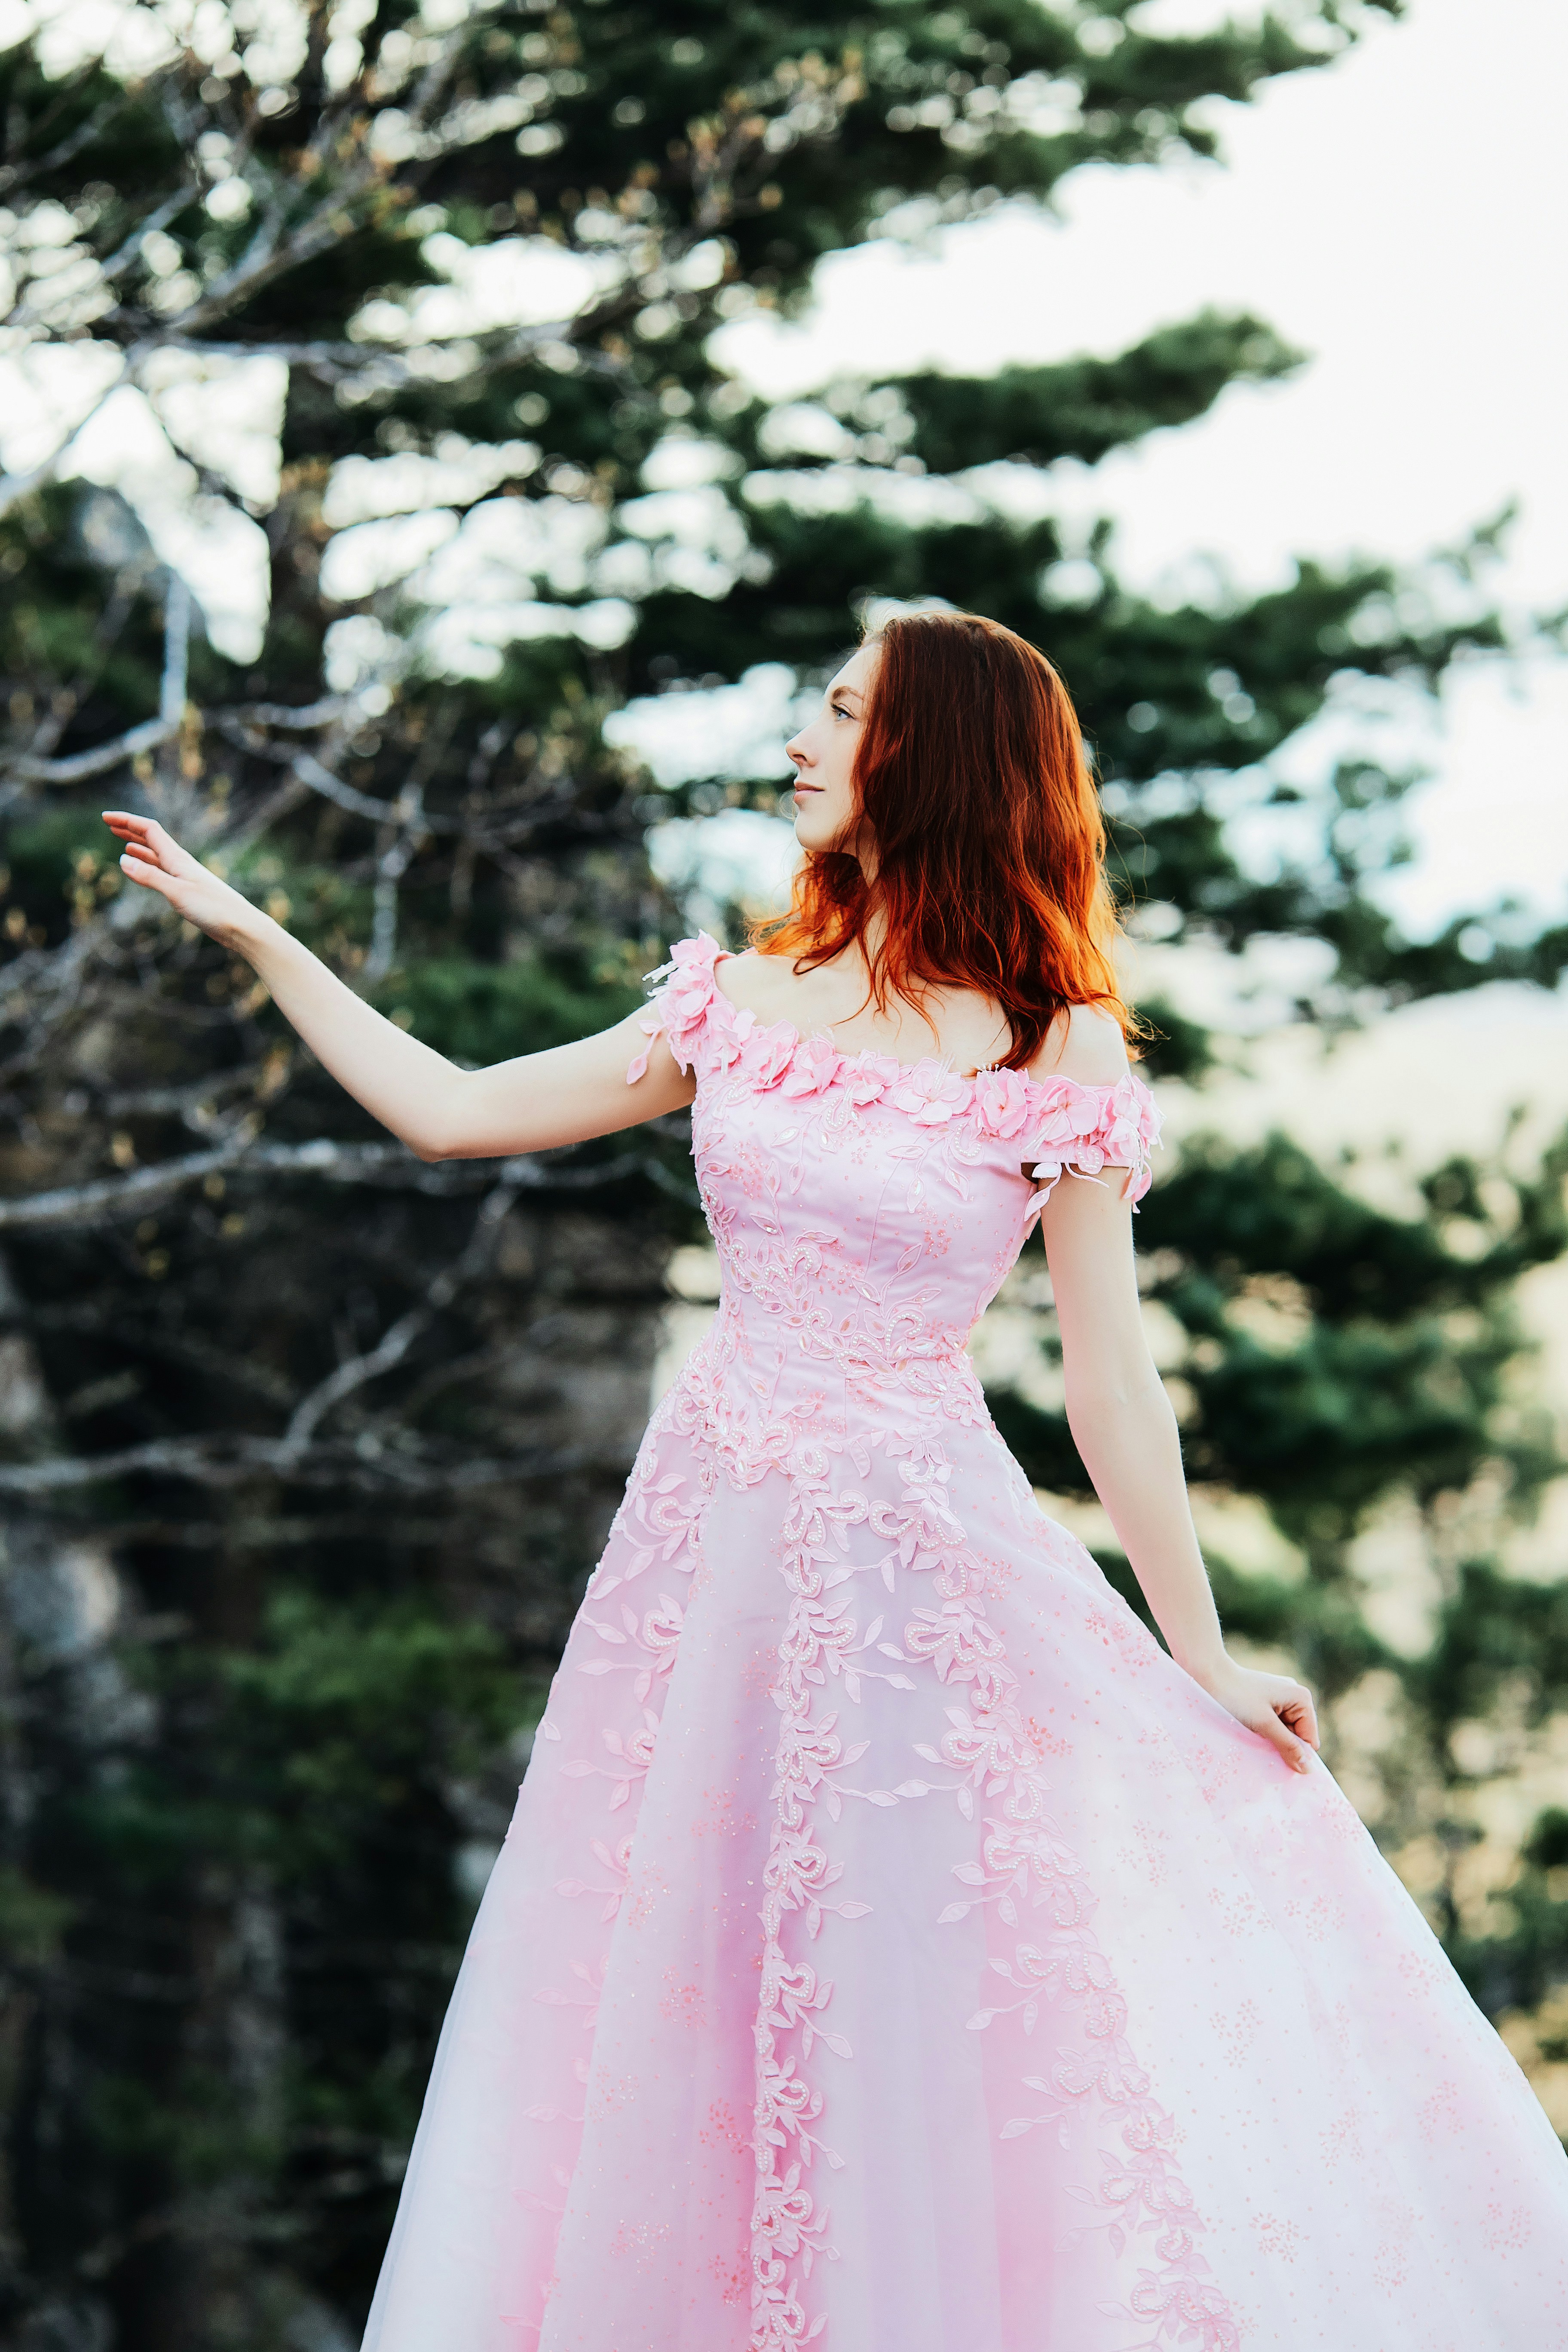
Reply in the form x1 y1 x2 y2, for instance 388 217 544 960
0 0 1564 2338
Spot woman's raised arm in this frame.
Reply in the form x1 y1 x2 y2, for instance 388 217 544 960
102 812 694 1161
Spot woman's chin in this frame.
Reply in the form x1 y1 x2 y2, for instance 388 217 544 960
790 803 843 854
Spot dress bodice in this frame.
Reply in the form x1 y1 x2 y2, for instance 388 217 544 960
628 934 1160 1440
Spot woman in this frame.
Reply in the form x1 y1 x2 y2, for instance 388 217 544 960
104 611 1568 2351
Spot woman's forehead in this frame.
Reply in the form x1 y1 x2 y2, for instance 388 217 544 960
828 643 879 698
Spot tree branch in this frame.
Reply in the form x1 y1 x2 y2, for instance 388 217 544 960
280 1173 519 1454
1 715 178 785
0 1431 606 1496
0 1137 692 1231
0 689 346 788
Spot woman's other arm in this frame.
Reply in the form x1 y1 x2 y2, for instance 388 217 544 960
1034 1011 1319 1771
102 812 693 1160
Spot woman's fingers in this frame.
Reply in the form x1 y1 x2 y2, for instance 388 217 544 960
101 811 158 849
118 851 184 906
1204 1661 1321 1777
101 812 196 879
117 845 172 888
103 815 168 870
1253 1681 1320 1772
1253 1706 1311 1773
1280 1687 1320 1750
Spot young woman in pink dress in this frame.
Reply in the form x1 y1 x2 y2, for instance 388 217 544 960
104 611 1568 2351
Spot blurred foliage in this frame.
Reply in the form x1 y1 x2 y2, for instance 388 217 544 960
0 0 1564 2338
373 957 642 1063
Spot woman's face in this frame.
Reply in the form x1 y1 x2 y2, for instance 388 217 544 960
784 639 879 863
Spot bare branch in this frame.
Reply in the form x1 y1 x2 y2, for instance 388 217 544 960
364 789 426 984
97 186 200 288
0 1136 692 1232
280 749 641 851
291 748 413 827
159 576 192 728
147 16 474 346
10 560 157 777
280 1176 518 1454
6 713 635 859
9 1300 300 1410
0 1139 255 1227
0 915 99 1018
1 715 177 784
0 62 123 199
16 1511 461 1549
95 1064 274 1128
230 697 348 730
1 691 345 789
0 1431 605 1496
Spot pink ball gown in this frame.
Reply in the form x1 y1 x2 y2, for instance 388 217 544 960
363 933 1568 2352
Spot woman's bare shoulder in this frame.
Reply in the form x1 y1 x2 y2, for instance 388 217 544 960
711 945 794 1018
1028 1002 1131 1087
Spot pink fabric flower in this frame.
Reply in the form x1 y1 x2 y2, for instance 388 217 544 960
838 1051 903 1107
971 1066 1032 1138
779 1034 842 1098
1023 1064 1162 1212
1030 1084 1104 1149
742 1022 797 1091
1102 1109 1143 1165
709 998 755 1069
627 931 729 1079
888 1063 969 1125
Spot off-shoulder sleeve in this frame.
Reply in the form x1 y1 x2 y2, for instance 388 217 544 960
625 931 729 1084
1022 1072 1162 1213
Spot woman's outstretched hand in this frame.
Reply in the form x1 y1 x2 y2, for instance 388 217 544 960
102 810 260 950
100 808 693 1162
1191 1654 1321 1773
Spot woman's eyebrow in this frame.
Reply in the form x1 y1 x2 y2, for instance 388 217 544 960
830 685 862 707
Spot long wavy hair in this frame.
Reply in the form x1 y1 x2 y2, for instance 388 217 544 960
753 609 1134 1071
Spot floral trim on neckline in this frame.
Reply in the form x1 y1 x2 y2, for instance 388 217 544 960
626 930 1161 1206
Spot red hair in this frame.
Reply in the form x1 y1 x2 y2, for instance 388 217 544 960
753 609 1134 1071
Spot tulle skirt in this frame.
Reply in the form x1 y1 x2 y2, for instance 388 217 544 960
362 1388 1568 2352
